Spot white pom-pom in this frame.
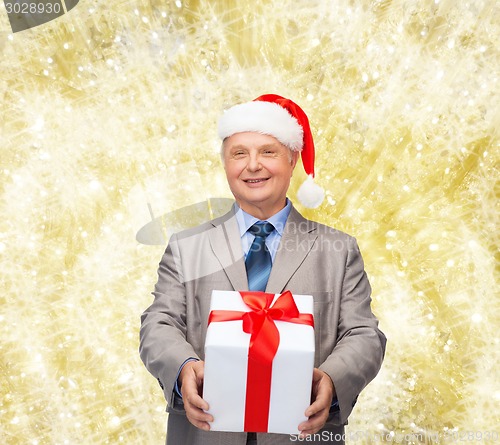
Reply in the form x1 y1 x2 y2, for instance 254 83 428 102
297 175 325 208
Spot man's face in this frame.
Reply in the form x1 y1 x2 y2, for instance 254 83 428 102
222 132 299 218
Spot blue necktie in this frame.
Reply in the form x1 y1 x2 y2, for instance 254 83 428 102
245 222 274 291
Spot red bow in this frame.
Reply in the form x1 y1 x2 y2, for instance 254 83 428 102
207 290 314 432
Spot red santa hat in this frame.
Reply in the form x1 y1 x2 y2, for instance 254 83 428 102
218 94 325 208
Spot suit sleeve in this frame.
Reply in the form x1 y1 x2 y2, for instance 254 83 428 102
139 233 200 408
319 238 386 425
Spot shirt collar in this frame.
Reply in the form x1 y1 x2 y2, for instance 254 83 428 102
234 198 292 237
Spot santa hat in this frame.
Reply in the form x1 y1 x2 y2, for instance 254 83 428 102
218 94 325 208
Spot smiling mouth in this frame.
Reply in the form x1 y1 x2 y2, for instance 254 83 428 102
243 178 270 183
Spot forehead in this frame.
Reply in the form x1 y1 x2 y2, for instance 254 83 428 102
224 131 286 150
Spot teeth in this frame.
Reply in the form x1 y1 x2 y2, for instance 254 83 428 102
246 179 265 183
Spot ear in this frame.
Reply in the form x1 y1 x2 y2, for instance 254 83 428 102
290 150 300 169
220 141 228 167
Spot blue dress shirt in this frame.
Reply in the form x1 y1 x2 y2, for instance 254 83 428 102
234 198 292 262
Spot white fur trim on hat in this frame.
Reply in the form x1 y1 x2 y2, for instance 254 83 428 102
218 101 304 151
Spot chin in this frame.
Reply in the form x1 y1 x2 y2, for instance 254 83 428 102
246 194 269 204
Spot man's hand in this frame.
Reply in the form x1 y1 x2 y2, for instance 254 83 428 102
179 360 213 431
298 368 336 437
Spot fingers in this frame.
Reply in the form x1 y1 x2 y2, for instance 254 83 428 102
298 409 330 437
185 400 213 431
180 361 213 430
305 368 334 417
299 397 330 438
298 368 335 437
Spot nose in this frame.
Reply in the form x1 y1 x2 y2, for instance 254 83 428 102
246 153 262 172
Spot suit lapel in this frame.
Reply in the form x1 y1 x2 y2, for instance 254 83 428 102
266 206 318 293
208 207 248 291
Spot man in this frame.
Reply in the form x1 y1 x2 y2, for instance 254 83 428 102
140 94 386 445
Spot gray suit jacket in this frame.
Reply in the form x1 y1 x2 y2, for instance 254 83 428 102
140 204 386 445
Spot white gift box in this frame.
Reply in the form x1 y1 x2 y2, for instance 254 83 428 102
203 290 315 435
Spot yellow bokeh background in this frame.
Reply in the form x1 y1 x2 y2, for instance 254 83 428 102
1 0 498 443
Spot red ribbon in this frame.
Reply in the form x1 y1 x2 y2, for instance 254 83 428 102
207 290 314 432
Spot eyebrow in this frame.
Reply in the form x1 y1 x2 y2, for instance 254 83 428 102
229 143 280 151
